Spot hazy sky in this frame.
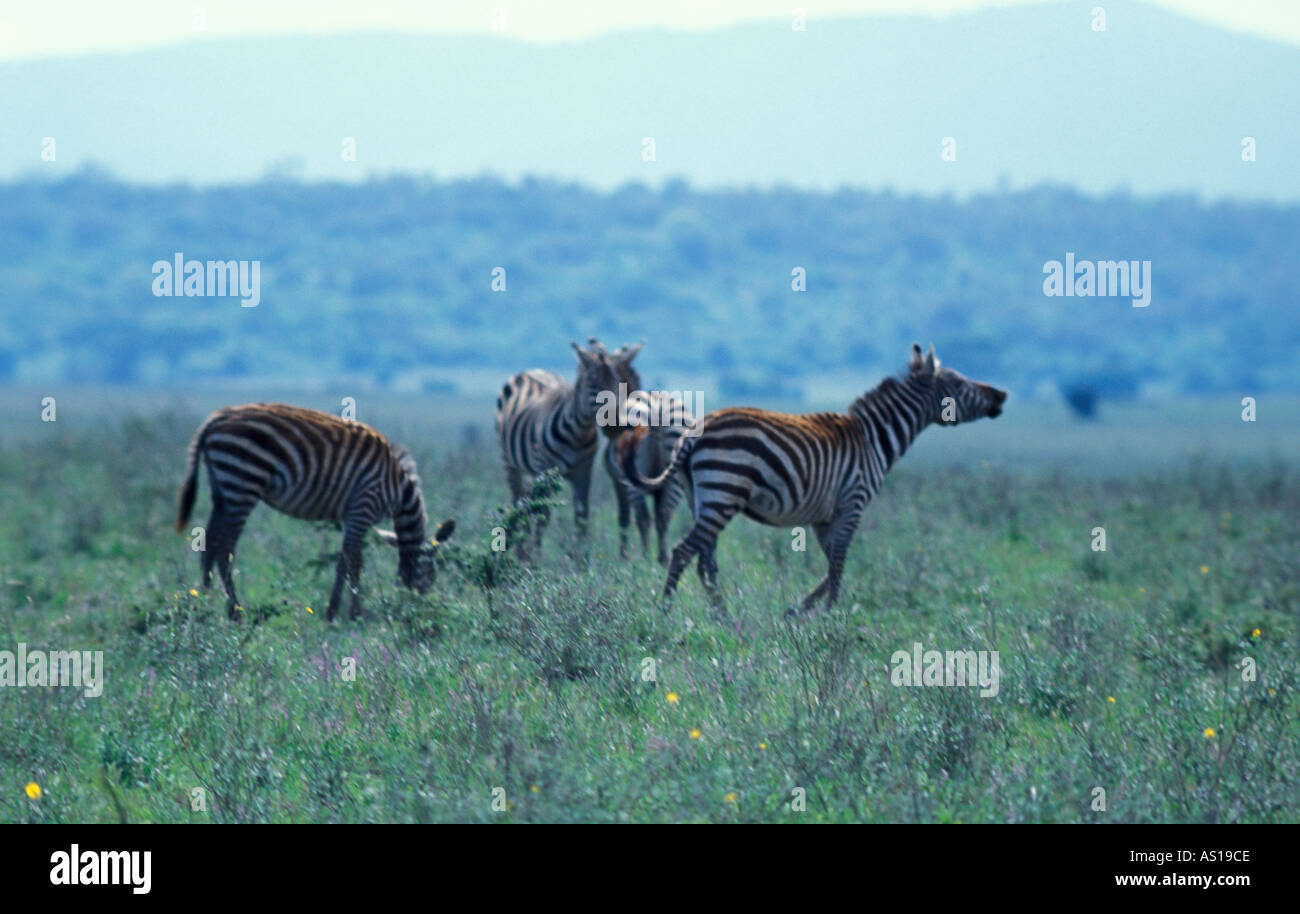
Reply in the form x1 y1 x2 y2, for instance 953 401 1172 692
1 0 1297 59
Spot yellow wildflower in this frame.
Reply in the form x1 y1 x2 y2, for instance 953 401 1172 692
25 782 41 799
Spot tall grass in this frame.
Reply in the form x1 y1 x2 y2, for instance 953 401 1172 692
1 409 1296 822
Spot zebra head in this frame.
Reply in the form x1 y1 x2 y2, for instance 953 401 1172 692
572 340 620 423
589 337 645 435
384 514 455 594
909 342 1008 425
606 339 644 391
376 450 456 593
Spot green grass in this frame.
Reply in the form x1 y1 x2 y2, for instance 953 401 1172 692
1 399 1297 823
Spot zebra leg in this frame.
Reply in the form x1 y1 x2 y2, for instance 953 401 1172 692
653 484 679 565
799 523 834 612
803 516 861 611
696 543 725 612
609 457 634 558
662 538 696 602
531 503 551 559
208 501 252 620
505 465 526 504
329 513 372 621
664 508 736 603
345 544 366 620
200 506 219 590
504 468 534 562
567 462 593 544
632 492 651 557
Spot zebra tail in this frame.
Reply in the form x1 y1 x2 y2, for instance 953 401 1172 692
175 412 219 532
620 423 694 493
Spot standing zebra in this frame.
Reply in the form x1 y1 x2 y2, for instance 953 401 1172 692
611 389 695 563
495 341 618 557
174 403 455 621
622 344 1007 611
586 339 656 558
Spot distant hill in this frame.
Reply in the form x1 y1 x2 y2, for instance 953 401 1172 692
0 175 1295 399
2 0 1297 199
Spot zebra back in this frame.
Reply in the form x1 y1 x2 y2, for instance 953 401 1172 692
178 403 425 542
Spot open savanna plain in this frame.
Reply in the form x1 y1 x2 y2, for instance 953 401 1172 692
2 389 1297 823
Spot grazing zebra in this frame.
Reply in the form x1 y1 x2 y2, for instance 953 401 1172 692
622 344 1007 611
611 389 695 563
495 341 618 556
174 403 455 621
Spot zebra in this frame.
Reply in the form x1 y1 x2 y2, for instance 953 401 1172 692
611 388 695 563
174 402 455 621
495 341 619 557
585 338 658 558
621 343 1007 611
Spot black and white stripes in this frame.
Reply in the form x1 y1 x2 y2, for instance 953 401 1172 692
609 388 696 562
175 402 453 620
621 343 1007 610
495 341 618 554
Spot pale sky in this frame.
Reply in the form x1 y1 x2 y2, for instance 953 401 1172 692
1 0 1297 60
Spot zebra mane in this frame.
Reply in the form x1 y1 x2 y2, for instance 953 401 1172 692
392 443 422 487
851 375 902 413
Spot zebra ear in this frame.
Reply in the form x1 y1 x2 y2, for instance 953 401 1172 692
425 519 456 552
572 340 592 363
620 341 643 364
909 343 926 374
925 343 940 374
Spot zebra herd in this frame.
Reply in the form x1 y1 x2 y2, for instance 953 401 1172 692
176 340 1006 620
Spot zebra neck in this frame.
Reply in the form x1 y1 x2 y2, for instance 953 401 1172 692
564 384 597 432
394 496 428 550
849 377 932 469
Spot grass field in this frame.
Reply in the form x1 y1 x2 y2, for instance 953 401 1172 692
2 389 1297 823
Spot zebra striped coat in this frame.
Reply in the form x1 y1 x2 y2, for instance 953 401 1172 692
610 389 695 563
174 402 453 620
585 340 656 559
622 344 1007 611
495 341 617 555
